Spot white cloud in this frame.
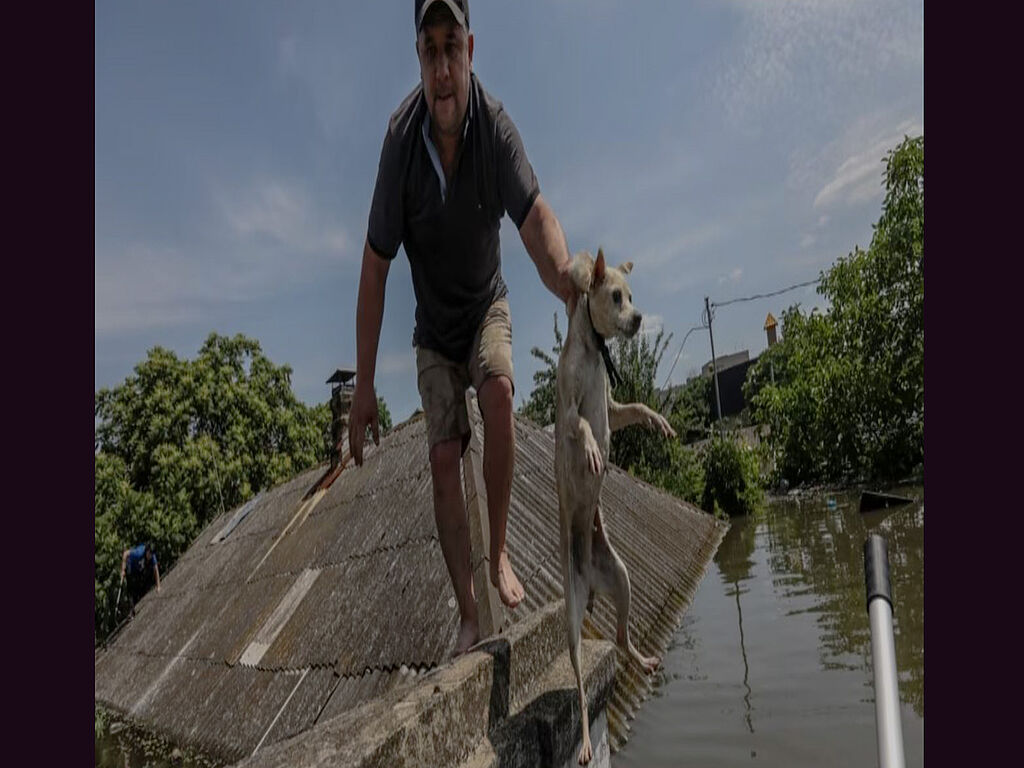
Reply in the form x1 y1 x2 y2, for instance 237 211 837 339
95 244 206 334
635 220 728 270
376 350 416 377
640 314 664 335
712 0 923 125
96 178 355 336
218 179 348 255
789 112 923 209
718 267 743 284
813 139 894 208
801 233 816 249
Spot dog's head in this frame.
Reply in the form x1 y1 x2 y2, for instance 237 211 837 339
569 248 642 339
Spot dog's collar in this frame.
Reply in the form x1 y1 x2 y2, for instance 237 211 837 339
586 294 622 390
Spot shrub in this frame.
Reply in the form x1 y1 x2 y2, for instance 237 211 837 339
701 435 764 516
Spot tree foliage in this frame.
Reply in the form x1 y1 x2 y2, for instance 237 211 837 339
608 329 705 506
518 312 564 427
375 396 393 435
746 135 923 485
661 374 713 443
701 435 764 516
93 333 379 640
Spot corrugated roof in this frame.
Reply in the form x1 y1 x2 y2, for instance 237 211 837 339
95 405 725 761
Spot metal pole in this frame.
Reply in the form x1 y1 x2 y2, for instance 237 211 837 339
705 296 724 437
864 534 905 768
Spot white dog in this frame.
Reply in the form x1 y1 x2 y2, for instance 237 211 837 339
554 249 676 764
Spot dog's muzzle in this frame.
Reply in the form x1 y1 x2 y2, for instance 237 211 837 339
627 312 642 337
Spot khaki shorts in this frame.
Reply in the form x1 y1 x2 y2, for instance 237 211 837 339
416 298 515 451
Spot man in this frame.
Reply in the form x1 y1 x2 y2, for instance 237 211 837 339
120 542 161 616
348 0 574 655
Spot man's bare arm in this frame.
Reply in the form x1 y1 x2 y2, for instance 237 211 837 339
519 194 572 306
348 238 391 466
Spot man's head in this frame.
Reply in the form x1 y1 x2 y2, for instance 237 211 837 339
144 543 153 563
415 0 473 140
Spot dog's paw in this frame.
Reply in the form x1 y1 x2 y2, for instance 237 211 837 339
647 410 676 438
638 653 661 674
583 434 603 475
578 737 593 765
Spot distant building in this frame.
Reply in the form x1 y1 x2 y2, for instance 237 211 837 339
701 350 749 379
702 350 754 420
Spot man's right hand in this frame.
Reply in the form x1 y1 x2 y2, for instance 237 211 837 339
348 382 380 466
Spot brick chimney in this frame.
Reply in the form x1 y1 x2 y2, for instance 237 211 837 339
764 312 778 347
326 368 356 469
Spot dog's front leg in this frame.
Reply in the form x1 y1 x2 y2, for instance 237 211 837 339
608 399 677 438
567 399 603 475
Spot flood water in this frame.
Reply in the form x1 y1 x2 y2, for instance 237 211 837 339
616 486 923 768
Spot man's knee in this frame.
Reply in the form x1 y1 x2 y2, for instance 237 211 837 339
479 375 514 422
430 438 463 489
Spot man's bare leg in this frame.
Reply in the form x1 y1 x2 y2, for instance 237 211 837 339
478 375 525 608
430 437 479 654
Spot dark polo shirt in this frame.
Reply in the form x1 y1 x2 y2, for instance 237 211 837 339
367 73 540 363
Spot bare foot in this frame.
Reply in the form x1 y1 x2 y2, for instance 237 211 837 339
451 616 480 658
490 550 525 608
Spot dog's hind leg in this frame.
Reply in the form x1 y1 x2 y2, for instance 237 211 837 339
592 509 661 674
562 524 594 764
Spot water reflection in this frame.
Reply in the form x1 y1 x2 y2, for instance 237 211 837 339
716 519 758 733
720 488 924 717
617 487 924 768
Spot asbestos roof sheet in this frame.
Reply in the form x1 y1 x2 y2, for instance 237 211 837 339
95 408 725 759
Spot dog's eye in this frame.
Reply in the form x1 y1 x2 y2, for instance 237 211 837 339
612 289 622 304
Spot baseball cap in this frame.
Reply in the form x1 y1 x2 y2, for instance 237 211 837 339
415 0 469 33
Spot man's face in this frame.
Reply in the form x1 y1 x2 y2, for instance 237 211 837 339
416 16 473 139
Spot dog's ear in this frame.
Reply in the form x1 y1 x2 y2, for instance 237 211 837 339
594 248 606 287
618 261 633 275
570 251 594 294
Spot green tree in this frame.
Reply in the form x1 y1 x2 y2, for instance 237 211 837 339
518 312 564 427
747 135 923 484
701 435 764 516
94 333 361 640
662 374 713 443
609 329 705 506
376 396 393 434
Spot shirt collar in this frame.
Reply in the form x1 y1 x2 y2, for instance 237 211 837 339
421 82 473 202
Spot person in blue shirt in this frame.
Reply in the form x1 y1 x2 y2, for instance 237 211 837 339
119 542 161 616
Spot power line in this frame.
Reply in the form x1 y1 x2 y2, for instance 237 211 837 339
657 324 706 411
656 272 822 415
711 277 821 308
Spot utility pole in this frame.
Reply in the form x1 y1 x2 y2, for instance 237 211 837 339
705 296 724 438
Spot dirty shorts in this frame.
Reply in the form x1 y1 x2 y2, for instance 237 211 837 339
416 297 515 452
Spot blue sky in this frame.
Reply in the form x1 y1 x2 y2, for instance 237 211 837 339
95 0 923 423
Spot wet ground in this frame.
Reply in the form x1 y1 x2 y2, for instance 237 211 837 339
616 486 923 767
